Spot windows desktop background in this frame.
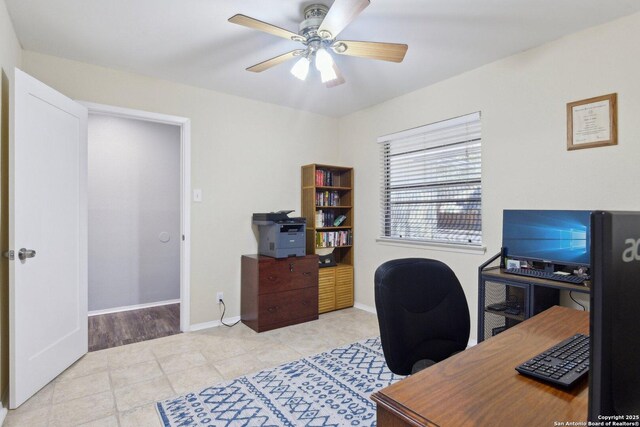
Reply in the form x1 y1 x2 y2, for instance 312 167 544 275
502 210 591 266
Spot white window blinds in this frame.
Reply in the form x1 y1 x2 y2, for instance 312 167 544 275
378 112 482 246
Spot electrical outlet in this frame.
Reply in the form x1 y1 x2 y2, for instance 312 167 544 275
216 292 224 303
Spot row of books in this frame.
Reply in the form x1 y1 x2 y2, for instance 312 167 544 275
316 190 340 206
316 231 353 248
316 210 336 227
316 169 336 187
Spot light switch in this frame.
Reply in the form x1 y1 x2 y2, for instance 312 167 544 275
193 189 202 202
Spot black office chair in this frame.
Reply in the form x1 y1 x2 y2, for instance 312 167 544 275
374 258 470 375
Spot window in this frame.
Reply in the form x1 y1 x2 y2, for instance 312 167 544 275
379 112 482 246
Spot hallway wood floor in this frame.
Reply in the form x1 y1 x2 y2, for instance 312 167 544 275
88 303 180 351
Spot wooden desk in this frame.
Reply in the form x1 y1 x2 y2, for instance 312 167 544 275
371 306 589 427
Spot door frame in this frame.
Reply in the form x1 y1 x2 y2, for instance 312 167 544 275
80 101 191 332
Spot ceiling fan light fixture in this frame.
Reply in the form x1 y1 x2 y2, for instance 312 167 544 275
320 66 338 83
290 56 310 80
315 48 338 82
315 48 334 73
229 0 407 88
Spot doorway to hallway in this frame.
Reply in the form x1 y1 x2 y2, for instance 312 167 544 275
85 104 191 349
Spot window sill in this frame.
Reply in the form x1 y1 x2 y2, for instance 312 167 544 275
376 238 487 255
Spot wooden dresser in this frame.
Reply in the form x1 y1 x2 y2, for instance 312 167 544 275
241 254 319 332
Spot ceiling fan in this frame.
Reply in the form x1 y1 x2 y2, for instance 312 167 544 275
228 0 408 87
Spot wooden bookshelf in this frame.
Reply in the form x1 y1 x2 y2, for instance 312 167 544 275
302 164 354 313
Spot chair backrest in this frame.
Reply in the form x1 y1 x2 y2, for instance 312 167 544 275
374 258 470 375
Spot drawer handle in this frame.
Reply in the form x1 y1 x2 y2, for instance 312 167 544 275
303 272 311 276
268 275 277 281
289 263 294 272
267 306 278 313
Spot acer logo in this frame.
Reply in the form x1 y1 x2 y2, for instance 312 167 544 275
622 238 640 262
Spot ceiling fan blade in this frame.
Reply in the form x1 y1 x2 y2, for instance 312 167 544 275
229 14 300 41
318 0 370 39
332 40 408 63
246 50 303 73
326 62 346 88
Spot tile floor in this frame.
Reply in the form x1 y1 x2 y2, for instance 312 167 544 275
4 308 380 427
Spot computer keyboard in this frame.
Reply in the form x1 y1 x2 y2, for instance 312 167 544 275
516 333 589 388
505 267 586 284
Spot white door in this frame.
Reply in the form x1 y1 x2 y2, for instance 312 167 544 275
8 68 88 408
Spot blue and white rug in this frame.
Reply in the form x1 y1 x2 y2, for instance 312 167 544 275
156 336 403 426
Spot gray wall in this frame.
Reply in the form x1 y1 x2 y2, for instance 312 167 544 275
88 114 180 311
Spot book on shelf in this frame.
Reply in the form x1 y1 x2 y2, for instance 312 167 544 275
315 210 337 228
334 215 346 226
315 190 340 206
327 211 335 227
315 169 334 187
315 230 353 248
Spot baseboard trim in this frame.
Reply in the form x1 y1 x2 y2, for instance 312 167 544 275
189 316 242 332
88 299 181 317
353 302 377 314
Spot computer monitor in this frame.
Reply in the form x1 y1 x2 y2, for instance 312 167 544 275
502 210 591 270
589 211 640 419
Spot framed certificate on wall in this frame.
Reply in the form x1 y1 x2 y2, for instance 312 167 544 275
567 93 617 150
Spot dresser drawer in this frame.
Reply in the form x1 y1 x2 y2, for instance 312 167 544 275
258 287 318 327
258 257 318 294
241 254 319 333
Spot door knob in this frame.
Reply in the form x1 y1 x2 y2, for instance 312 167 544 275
18 248 36 261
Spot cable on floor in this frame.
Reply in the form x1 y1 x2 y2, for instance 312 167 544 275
219 300 240 327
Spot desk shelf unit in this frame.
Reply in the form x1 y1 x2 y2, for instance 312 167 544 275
301 164 354 313
478 252 590 342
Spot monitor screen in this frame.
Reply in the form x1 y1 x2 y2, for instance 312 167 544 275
502 210 591 267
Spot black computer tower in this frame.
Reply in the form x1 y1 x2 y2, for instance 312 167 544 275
589 211 640 419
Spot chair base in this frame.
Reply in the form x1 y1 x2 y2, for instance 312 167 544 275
411 359 436 374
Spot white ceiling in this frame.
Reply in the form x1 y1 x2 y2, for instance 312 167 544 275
6 0 640 117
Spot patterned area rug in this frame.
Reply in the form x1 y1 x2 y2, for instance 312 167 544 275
156 336 403 426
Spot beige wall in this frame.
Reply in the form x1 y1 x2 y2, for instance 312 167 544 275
338 12 640 339
21 51 340 327
0 0 21 403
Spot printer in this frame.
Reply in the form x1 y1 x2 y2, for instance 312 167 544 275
252 210 306 258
